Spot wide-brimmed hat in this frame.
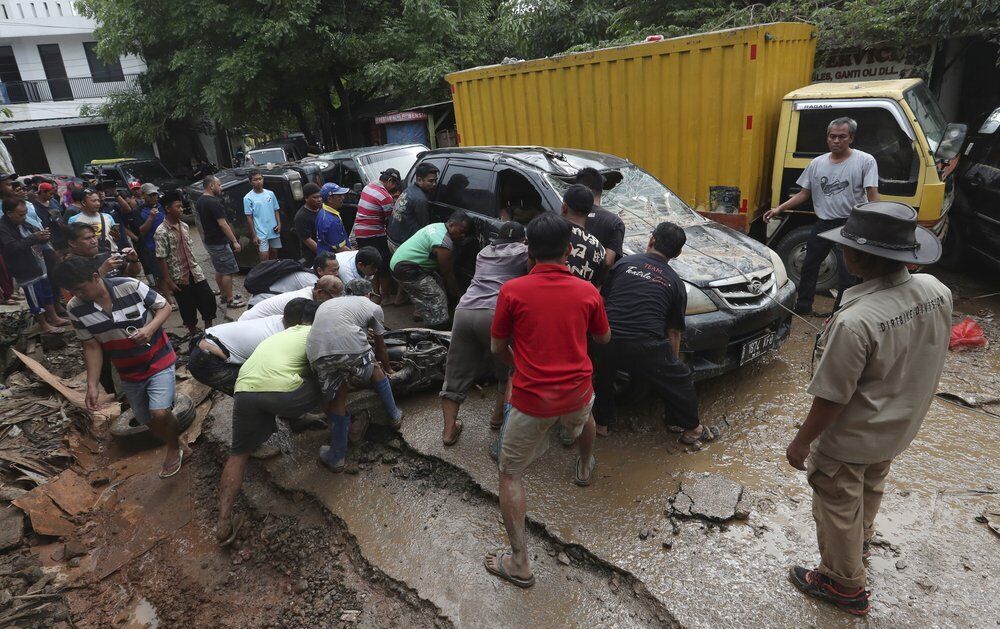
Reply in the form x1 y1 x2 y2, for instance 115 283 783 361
820 201 941 265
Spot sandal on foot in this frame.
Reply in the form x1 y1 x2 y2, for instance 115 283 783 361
318 446 345 473
443 420 464 447
484 550 535 588
218 512 246 547
679 425 720 445
573 455 596 487
226 296 247 308
159 449 185 478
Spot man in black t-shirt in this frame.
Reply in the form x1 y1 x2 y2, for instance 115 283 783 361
197 175 245 308
592 221 719 443
576 167 625 269
293 183 322 266
561 184 606 285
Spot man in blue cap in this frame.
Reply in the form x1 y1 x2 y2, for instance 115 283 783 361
317 182 350 254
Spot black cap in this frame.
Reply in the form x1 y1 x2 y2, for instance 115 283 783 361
0 172 17 181
496 221 525 244
380 168 402 182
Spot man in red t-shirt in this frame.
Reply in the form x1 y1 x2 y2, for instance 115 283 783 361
485 212 610 588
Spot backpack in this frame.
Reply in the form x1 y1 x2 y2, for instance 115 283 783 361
244 259 308 295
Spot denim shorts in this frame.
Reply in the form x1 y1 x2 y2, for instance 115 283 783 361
257 236 282 253
120 364 176 425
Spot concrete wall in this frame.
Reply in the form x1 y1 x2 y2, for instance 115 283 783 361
37 127 73 173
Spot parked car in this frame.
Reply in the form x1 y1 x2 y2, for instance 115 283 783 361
943 105 1000 270
184 159 338 268
83 158 186 192
406 146 796 380
310 143 427 232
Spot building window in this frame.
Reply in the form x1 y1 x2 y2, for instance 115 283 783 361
83 42 125 83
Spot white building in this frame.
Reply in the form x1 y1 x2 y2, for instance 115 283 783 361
0 0 149 175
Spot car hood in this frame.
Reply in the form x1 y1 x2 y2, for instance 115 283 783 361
624 220 773 287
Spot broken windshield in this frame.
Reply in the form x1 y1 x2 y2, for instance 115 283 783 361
545 166 704 235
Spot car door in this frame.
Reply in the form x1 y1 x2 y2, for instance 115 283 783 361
962 138 1000 264
431 160 497 283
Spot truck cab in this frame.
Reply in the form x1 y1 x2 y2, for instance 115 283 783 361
765 79 965 292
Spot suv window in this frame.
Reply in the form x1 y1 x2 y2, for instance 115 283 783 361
337 160 363 189
437 163 496 216
796 108 918 193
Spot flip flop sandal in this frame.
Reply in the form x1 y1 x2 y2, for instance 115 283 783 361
573 455 596 487
484 550 535 588
158 449 185 478
443 420 464 447
318 446 345 473
679 425 721 445
227 297 247 308
219 512 247 547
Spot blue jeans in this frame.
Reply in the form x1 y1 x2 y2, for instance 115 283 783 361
120 365 176 425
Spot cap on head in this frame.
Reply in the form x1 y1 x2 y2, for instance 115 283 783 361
37 182 55 193
496 221 525 244
140 182 160 196
380 168 401 183
320 182 349 201
344 278 373 296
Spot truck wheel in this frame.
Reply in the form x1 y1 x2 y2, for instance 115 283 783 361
774 226 839 295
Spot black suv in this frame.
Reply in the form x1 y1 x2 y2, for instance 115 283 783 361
83 158 186 192
406 147 797 379
945 106 1000 270
184 160 338 268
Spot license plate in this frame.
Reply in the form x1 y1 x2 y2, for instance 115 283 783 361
740 332 775 366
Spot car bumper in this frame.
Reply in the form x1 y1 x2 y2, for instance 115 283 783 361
682 280 796 381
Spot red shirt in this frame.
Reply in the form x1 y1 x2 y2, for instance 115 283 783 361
491 263 610 417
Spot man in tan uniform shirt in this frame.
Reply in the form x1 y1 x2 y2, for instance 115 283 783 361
785 202 952 616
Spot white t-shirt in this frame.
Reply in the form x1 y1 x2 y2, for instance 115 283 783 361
797 150 879 220
269 270 317 294
68 212 118 251
239 285 314 321
336 250 363 284
204 315 285 364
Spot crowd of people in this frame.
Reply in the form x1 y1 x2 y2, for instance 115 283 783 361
0 116 955 616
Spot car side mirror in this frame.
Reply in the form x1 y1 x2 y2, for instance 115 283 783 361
933 123 967 163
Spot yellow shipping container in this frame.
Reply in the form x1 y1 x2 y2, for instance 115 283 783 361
446 23 817 231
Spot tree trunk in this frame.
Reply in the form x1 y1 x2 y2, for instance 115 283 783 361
330 72 358 147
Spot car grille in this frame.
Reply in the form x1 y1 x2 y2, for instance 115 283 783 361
709 272 776 310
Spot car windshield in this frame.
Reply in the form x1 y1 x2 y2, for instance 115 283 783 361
545 166 703 235
246 148 287 165
123 161 172 184
904 83 948 152
357 146 425 183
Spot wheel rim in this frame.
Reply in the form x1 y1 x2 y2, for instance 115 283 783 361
786 242 838 287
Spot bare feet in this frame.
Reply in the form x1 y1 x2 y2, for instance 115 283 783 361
596 425 609 437
48 316 70 327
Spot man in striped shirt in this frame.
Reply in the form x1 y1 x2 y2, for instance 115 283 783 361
54 257 187 478
355 169 402 303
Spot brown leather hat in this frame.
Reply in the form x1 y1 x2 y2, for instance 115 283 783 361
819 201 941 265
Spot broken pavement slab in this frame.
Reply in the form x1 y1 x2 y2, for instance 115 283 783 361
12 490 75 537
668 473 750 522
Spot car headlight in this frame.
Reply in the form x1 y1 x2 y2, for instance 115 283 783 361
768 248 789 287
290 179 303 201
684 282 718 315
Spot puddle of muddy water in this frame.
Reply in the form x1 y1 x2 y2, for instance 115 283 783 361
393 299 1000 628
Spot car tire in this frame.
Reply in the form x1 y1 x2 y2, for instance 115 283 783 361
109 393 196 439
774 225 839 295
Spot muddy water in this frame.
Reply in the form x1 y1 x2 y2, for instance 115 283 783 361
264 434 670 628
397 288 1000 627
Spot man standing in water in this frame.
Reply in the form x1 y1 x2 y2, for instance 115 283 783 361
785 202 951 616
484 213 609 588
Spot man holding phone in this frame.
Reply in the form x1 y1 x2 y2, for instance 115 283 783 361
64 222 143 278
54 256 187 479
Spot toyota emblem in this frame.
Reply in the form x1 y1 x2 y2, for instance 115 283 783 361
748 279 763 295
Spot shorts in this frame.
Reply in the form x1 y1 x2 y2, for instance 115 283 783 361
356 236 391 274
497 396 594 477
258 236 282 253
187 345 239 396
205 243 240 275
21 278 54 315
120 365 177 426
311 351 376 401
231 380 321 455
392 262 448 327
440 308 508 403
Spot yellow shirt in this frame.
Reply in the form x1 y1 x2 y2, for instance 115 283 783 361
235 325 310 393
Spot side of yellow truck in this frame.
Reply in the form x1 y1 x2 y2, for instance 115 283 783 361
446 23 964 292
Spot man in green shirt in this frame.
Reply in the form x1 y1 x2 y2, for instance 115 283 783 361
215 298 321 545
389 211 473 327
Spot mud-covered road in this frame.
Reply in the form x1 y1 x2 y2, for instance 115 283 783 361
20 230 995 628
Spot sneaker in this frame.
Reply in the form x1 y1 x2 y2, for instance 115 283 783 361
788 566 871 616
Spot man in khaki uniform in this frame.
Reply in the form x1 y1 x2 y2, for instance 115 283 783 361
785 201 952 616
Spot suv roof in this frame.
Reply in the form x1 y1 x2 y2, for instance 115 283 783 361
419 146 631 176
317 143 427 161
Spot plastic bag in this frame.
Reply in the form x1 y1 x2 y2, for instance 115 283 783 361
949 317 989 351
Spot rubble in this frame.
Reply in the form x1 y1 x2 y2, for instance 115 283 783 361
668 474 749 522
